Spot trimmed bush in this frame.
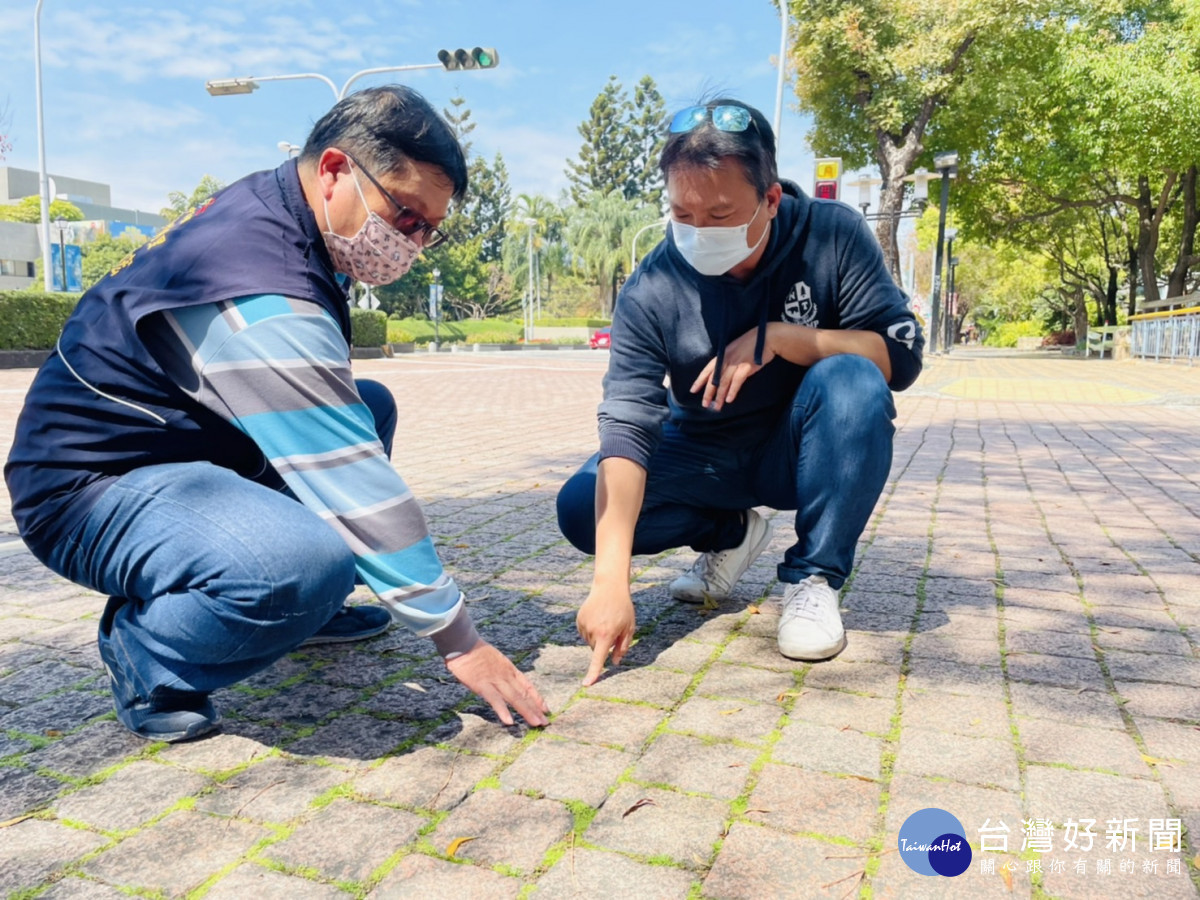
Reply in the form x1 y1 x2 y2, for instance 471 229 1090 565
532 317 611 328
389 328 415 343
387 317 522 345
349 308 387 347
0 291 81 350
984 320 1043 348
465 331 522 345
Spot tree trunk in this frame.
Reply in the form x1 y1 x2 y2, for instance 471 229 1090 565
1167 165 1197 299
1105 266 1119 326
1072 290 1089 345
874 132 923 283
1134 172 1176 307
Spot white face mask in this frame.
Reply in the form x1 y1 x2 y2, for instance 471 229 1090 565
671 200 767 276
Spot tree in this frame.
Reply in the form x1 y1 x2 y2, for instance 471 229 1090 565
160 175 224 223
0 196 84 223
566 76 637 206
625 76 667 207
0 97 12 162
788 0 1054 280
442 94 476 156
567 190 660 314
80 231 147 290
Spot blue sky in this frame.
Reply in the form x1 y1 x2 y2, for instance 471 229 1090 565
0 0 817 216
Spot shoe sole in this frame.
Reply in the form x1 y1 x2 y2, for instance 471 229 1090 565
778 632 848 661
147 717 223 743
299 621 392 646
670 517 775 604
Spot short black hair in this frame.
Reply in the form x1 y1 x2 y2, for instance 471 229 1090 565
301 85 468 202
659 98 778 198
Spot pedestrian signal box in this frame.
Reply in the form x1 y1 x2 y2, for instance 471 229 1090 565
813 157 843 201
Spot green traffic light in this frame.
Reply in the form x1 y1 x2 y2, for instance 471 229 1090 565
476 50 493 67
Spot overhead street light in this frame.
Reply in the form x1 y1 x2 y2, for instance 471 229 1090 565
203 55 475 103
204 79 260 96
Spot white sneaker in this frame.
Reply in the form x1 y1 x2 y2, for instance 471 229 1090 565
669 510 773 604
777 575 847 660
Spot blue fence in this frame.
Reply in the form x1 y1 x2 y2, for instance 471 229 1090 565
1129 304 1200 363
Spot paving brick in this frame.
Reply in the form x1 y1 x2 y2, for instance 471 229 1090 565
53 760 210 832
584 783 728 866
203 864 347 899
871 849 1033 899
1104 650 1200 687
583 665 693 707
158 732 274 772
746 763 880 843
667 696 780 744
500 737 631 804
285 713 418 762
801 659 902 698
884 774 1024 846
0 689 111 735
717 635 806 672
1005 628 1098 659
1018 718 1152 777
194 757 350 822
371 853 522 899
0 818 107 896
426 710 529 756
909 633 1003 667
631 732 758 799
25 720 145 778
430 789 571 872
547 698 665 750
894 728 1020 790
773 720 883 779
790 687 894 735
901 690 1011 739
1008 681 1126 729
1116 681 1200 720
1135 717 1200 763
702 824 863 900
531 847 695 898
263 798 423 883
1094 624 1194 654
36 878 130 899
906 659 1007 700
81 810 268 894
1037 850 1198 899
354 747 496 811
693 662 796 704
1005 652 1108 690
1023 767 1170 824
632 638 717 673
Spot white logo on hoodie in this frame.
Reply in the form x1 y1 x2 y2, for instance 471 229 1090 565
783 281 817 326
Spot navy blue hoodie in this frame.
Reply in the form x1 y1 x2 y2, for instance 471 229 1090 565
598 181 923 468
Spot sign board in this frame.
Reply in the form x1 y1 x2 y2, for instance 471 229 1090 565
50 243 83 292
813 157 843 201
428 283 443 320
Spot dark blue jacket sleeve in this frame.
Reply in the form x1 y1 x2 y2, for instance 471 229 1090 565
597 277 671 469
835 214 924 391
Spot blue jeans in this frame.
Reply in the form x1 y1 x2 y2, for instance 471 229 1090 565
39 379 396 702
556 355 896 589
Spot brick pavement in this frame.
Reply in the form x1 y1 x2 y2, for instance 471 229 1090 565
0 347 1198 898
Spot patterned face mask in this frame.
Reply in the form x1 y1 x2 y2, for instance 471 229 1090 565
322 165 420 286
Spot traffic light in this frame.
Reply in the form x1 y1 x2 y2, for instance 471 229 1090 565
813 157 842 201
437 47 500 71
814 181 839 200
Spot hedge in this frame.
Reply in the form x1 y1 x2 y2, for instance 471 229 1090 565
532 317 611 328
387 317 523 345
0 291 81 350
349 308 387 347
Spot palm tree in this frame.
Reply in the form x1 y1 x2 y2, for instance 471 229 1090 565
567 190 660 314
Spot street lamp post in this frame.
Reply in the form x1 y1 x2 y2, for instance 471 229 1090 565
431 267 441 351
34 0 53 291
53 217 68 291
523 218 537 343
630 218 668 272
773 2 789 151
947 254 960 349
928 151 958 355
944 228 958 350
205 62 446 104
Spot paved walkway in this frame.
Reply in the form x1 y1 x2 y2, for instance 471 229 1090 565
1 348 1198 899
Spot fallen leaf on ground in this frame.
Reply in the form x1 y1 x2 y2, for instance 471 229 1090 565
402 682 427 693
446 836 476 857
622 798 656 818
719 708 743 715
747 605 760 615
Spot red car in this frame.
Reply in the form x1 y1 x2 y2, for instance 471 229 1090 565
589 326 612 349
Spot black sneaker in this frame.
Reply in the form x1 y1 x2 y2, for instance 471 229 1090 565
300 604 393 646
98 636 221 743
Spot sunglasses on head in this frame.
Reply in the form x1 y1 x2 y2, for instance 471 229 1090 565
343 151 450 250
668 104 755 135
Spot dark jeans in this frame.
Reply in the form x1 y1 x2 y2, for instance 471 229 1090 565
556 355 896 589
40 379 396 701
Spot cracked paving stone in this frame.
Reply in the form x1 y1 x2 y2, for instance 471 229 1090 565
371 852 522 899
585 782 728 866
532 847 695 898
548 697 665 750
746 763 880 843
193 757 350 822
0 766 65 820
894 728 1019 790
500 737 631 805
354 746 497 811
667 695 780 745
702 824 863 900
24 720 145 778
203 864 347 900
53 760 210 832
0 818 107 897
774 719 883 779
431 788 572 873
632 732 758 799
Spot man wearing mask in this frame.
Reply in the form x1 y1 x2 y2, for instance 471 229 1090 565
6 86 549 742
557 99 924 686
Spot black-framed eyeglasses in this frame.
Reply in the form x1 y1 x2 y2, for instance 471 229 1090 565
668 104 755 135
344 151 450 250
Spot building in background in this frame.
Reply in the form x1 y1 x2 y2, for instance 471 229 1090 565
0 166 166 291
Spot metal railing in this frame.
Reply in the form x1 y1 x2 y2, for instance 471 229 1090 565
1129 301 1200 363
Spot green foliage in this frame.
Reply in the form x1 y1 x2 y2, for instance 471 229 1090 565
348 308 387 347
465 331 522 344
81 232 147 290
443 94 476 156
0 196 85 223
160 175 223 223
0 290 79 349
983 319 1043 348
566 190 661 313
532 317 609 327
387 317 522 345
566 75 665 207
388 327 415 343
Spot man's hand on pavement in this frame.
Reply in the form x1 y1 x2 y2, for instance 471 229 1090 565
576 588 636 686
445 640 550 727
